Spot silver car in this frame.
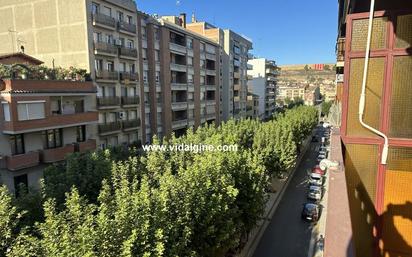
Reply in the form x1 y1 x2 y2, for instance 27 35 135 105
309 173 324 187
308 185 323 201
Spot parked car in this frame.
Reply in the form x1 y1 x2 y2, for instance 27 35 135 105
319 150 327 156
308 185 323 201
312 165 326 176
311 136 319 142
309 173 324 186
317 154 327 162
301 203 322 221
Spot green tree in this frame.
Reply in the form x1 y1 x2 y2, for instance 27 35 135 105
321 101 333 117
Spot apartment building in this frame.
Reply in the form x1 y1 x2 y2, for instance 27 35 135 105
136 12 221 141
330 0 412 256
246 93 259 119
276 84 306 102
0 55 98 194
247 58 278 119
186 17 253 121
0 0 141 149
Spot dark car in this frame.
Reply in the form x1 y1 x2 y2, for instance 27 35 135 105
301 203 322 221
311 136 319 142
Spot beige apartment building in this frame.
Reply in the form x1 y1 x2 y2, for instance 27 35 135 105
247 58 278 119
0 0 141 149
0 54 98 194
136 12 220 141
276 84 306 102
186 16 253 121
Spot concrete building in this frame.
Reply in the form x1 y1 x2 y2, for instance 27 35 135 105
276 84 306 102
303 85 320 106
0 57 98 194
247 58 278 119
137 12 220 141
0 0 141 148
324 1 412 257
186 17 253 121
246 93 259 119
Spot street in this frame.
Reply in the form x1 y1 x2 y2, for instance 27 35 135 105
253 138 321 257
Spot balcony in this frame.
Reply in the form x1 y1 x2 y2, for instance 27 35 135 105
119 71 138 82
2 112 98 134
206 69 216 76
122 119 141 130
234 71 240 79
171 83 188 90
234 84 241 91
169 42 186 54
172 119 188 129
6 151 40 171
170 63 187 72
76 139 96 153
92 12 116 29
119 47 138 58
117 21 136 34
97 96 121 108
95 70 119 81
98 121 121 134
205 52 216 60
94 41 118 56
121 96 139 106
206 113 216 120
41 144 75 163
337 37 345 66
172 101 188 110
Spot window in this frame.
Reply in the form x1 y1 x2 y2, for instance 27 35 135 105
10 134 24 155
93 32 102 42
142 27 147 39
200 59 205 69
188 74 193 83
142 49 147 60
117 11 123 21
76 125 86 142
127 39 134 49
187 57 193 66
92 2 99 14
106 34 113 44
104 87 116 97
143 71 148 82
156 71 160 82
119 37 125 46
129 110 137 120
2 102 10 121
121 87 127 97
127 15 133 24
95 59 103 71
154 29 160 40
17 101 45 121
200 76 205 85
43 129 63 149
107 61 114 71
187 38 193 49
155 50 160 62
129 63 135 73
200 42 205 51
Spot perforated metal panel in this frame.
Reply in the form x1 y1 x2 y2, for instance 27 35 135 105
351 17 388 51
344 144 379 257
395 14 412 49
382 147 412 256
389 56 412 138
347 58 384 138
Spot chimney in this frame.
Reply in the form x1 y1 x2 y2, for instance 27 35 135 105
179 13 186 28
191 12 196 23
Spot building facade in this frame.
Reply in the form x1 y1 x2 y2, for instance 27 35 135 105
186 18 253 121
0 62 98 194
247 58 278 119
0 0 141 148
336 0 412 256
137 13 220 141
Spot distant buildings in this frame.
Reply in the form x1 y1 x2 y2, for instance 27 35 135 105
247 58 278 119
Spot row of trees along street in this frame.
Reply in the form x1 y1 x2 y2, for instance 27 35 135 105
0 105 318 257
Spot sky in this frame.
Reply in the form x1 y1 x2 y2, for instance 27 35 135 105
137 0 338 65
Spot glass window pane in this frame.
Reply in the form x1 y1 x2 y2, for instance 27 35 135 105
17 104 28 121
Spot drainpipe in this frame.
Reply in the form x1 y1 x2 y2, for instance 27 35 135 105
358 0 389 164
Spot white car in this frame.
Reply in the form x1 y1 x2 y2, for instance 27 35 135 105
319 150 327 156
309 173 324 187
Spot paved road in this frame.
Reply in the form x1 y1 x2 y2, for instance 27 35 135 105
253 139 321 257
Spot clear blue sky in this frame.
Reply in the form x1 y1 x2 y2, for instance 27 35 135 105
137 0 338 65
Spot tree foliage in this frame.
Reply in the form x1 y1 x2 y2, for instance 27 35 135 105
0 106 318 257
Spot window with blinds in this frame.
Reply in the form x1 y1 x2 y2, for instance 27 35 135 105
17 102 45 121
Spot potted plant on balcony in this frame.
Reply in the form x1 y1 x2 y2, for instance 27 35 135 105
0 64 12 79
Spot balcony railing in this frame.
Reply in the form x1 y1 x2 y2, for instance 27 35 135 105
98 121 122 134
119 47 138 58
95 70 119 80
122 119 141 130
121 96 139 106
118 21 136 34
92 12 116 28
169 42 187 53
170 63 187 72
172 101 188 110
337 37 345 62
6 151 40 171
76 139 96 153
94 41 118 55
97 96 121 107
172 119 188 129
119 71 138 81
41 144 75 163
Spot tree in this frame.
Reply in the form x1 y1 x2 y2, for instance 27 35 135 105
0 186 19 257
321 101 333 117
304 64 309 72
324 64 330 70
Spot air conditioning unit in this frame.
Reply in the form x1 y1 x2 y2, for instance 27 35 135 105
118 111 127 120
115 39 122 46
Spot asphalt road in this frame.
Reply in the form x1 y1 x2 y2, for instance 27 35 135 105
253 138 321 257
